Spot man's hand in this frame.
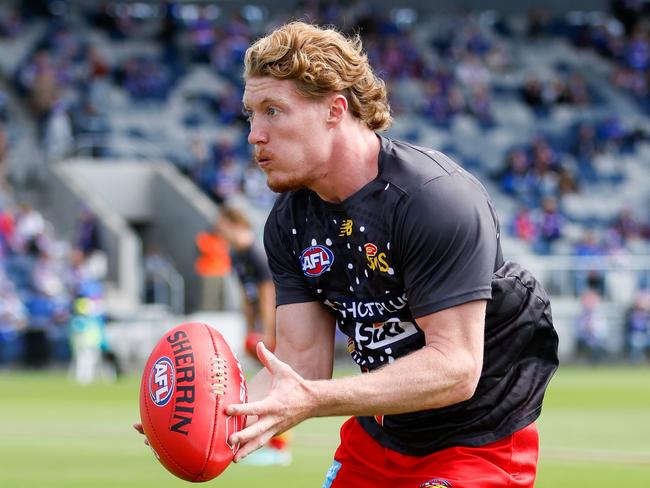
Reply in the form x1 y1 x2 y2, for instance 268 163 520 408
133 423 150 446
226 342 316 462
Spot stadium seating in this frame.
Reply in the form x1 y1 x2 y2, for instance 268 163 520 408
0 1 649 367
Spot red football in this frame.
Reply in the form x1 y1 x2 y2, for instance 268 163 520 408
139 322 247 482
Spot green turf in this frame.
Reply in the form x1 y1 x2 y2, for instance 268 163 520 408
536 366 650 487
0 366 648 487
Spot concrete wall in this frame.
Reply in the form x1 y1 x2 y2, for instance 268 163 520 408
63 163 156 221
48 158 240 313
48 163 141 310
150 163 223 312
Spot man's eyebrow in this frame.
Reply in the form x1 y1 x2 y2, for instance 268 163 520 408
242 96 288 110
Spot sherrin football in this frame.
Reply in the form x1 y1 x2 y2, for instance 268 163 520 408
139 322 247 482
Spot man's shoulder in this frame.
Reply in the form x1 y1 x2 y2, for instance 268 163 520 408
378 136 464 193
265 190 312 232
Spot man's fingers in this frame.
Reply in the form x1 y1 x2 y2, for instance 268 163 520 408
225 400 268 417
229 414 274 446
133 423 150 446
255 341 272 368
233 428 277 462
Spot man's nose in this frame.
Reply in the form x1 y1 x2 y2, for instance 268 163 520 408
248 119 268 145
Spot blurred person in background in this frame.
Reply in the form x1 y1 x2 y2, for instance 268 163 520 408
0 278 27 367
573 229 607 296
67 296 105 384
42 98 73 164
574 288 609 364
143 245 173 308
214 206 275 355
532 196 564 254
214 205 291 465
624 289 650 364
194 219 231 310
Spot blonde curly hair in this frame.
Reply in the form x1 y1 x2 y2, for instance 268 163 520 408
244 21 392 131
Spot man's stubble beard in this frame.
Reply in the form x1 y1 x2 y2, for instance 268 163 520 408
266 175 304 194
265 167 315 194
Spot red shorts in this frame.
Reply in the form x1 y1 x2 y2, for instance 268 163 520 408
323 418 539 488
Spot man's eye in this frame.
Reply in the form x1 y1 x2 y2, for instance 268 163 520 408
266 107 279 116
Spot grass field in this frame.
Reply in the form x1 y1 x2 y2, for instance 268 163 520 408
0 366 649 487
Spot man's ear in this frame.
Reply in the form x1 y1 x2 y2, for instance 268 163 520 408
326 94 348 126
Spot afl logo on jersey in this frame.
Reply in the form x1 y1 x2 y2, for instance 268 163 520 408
300 245 334 277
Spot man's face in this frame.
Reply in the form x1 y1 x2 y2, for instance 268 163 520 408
243 77 331 193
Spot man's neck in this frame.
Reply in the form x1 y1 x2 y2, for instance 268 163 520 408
311 127 381 204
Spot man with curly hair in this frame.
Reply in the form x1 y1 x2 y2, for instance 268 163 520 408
225 20 559 487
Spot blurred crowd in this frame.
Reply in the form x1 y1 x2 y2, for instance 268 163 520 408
0 184 109 371
0 0 648 367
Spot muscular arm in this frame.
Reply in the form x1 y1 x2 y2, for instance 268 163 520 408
305 299 484 416
245 300 336 404
229 299 485 459
256 280 277 350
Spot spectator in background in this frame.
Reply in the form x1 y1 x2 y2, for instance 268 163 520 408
0 201 15 256
574 288 609 364
611 0 643 36
624 28 650 71
18 50 60 141
564 72 591 105
422 79 453 126
194 221 232 310
143 245 174 309
611 208 642 244
573 229 606 295
187 7 217 63
455 53 491 89
23 276 70 368
500 148 535 206
67 296 105 384
210 156 243 203
624 289 650 364
214 206 275 355
0 278 27 366
214 206 291 466
75 207 100 257
42 98 73 163
533 197 564 254
466 86 494 128
510 205 536 243
521 78 546 112
188 136 218 193
65 208 106 302
526 8 552 38
13 201 45 253
572 122 600 182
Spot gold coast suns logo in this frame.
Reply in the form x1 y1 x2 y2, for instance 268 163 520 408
364 243 392 274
